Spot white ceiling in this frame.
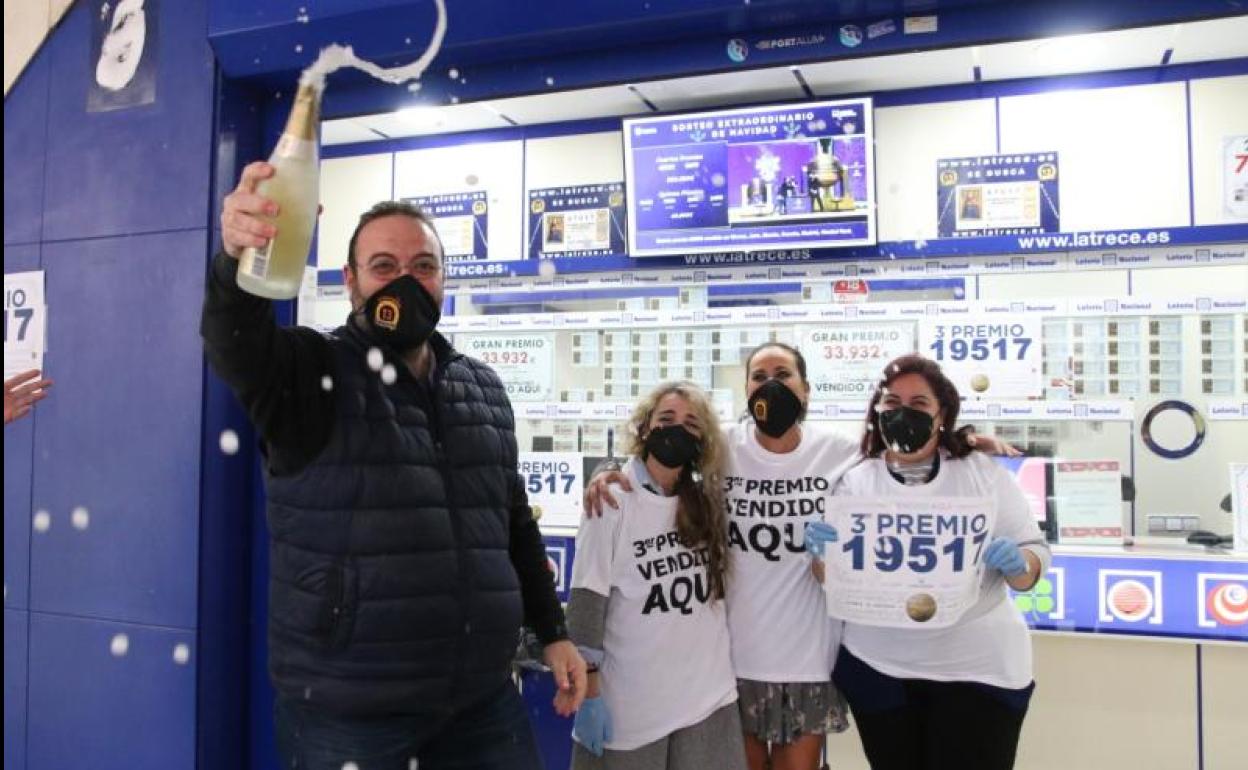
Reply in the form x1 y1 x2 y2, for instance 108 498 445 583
322 15 1248 146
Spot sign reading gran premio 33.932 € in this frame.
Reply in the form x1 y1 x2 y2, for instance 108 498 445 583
824 497 996 629
919 316 1043 398
457 333 555 402
937 153 1060 238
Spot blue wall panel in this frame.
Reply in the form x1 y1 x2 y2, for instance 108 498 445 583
3 47 49 246
4 244 41 612
4 608 29 770
29 230 206 628
26 612 195 770
41 0 215 242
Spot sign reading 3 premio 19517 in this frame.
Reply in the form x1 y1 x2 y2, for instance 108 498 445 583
824 497 995 629
459 333 554 401
4 270 46 379
937 152 1060 238
919 316 1043 398
519 451 583 531
623 98 876 256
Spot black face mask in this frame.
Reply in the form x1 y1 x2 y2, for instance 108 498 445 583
748 379 804 438
644 425 701 469
363 275 441 353
878 406 936 454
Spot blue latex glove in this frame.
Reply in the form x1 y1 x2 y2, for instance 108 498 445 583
573 696 612 757
804 521 839 558
984 537 1028 576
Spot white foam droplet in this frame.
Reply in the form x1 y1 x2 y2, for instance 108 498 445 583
71 506 90 531
405 37 412 45
545 76 555 86
367 348 385 372
173 643 191 665
33 510 51 533
448 68 459 79
381 364 398 385
409 759 419 770
321 375 334 391
303 686 313 700
110 634 129 657
407 82 422 93
219 429 240 455
450 96 459 104
342 763 360 770
538 260 557 279
295 44 304 53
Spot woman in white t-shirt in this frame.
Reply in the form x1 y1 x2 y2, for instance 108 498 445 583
567 381 744 770
588 343 857 770
807 354 1050 770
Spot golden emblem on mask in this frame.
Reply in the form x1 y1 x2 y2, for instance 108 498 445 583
753 400 768 422
374 296 401 331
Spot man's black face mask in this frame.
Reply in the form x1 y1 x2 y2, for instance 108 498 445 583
364 275 441 353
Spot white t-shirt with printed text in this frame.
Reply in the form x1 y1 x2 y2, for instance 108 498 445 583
837 451 1052 690
723 422 861 682
571 459 737 751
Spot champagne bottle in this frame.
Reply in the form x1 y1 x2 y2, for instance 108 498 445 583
237 82 321 300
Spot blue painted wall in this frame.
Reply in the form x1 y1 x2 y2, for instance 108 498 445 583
2 0 254 768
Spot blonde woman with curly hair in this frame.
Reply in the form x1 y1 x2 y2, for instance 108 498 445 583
567 381 744 770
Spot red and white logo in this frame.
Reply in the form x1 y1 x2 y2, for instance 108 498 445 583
1098 569 1163 625
1197 574 1248 629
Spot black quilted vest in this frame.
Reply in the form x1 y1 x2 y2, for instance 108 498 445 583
264 325 523 717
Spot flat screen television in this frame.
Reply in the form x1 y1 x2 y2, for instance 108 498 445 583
623 97 876 257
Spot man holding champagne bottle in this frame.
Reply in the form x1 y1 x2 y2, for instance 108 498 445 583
203 161 587 770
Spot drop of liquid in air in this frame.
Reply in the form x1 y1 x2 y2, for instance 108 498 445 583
219 429 240 455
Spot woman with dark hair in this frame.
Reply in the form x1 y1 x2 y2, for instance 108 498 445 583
567 381 744 770
807 354 1049 770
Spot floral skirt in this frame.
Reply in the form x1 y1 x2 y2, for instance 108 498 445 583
736 678 850 745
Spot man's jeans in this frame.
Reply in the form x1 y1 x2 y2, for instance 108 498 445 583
274 682 544 770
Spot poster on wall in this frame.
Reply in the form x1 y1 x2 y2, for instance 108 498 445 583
88 0 158 112
457 333 555 401
528 184 628 260
624 97 876 256
937 152 1059 237
1225 135 1248 220
4 271 47 379
404 191 488 261
919 316 1042 398
518 452 584 531
801 322 915 400
1052 461 1124 546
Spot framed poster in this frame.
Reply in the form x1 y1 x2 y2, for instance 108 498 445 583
937 152 1059 237
88 0 158 112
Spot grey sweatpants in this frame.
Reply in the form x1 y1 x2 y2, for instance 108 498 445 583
570 701 747 770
